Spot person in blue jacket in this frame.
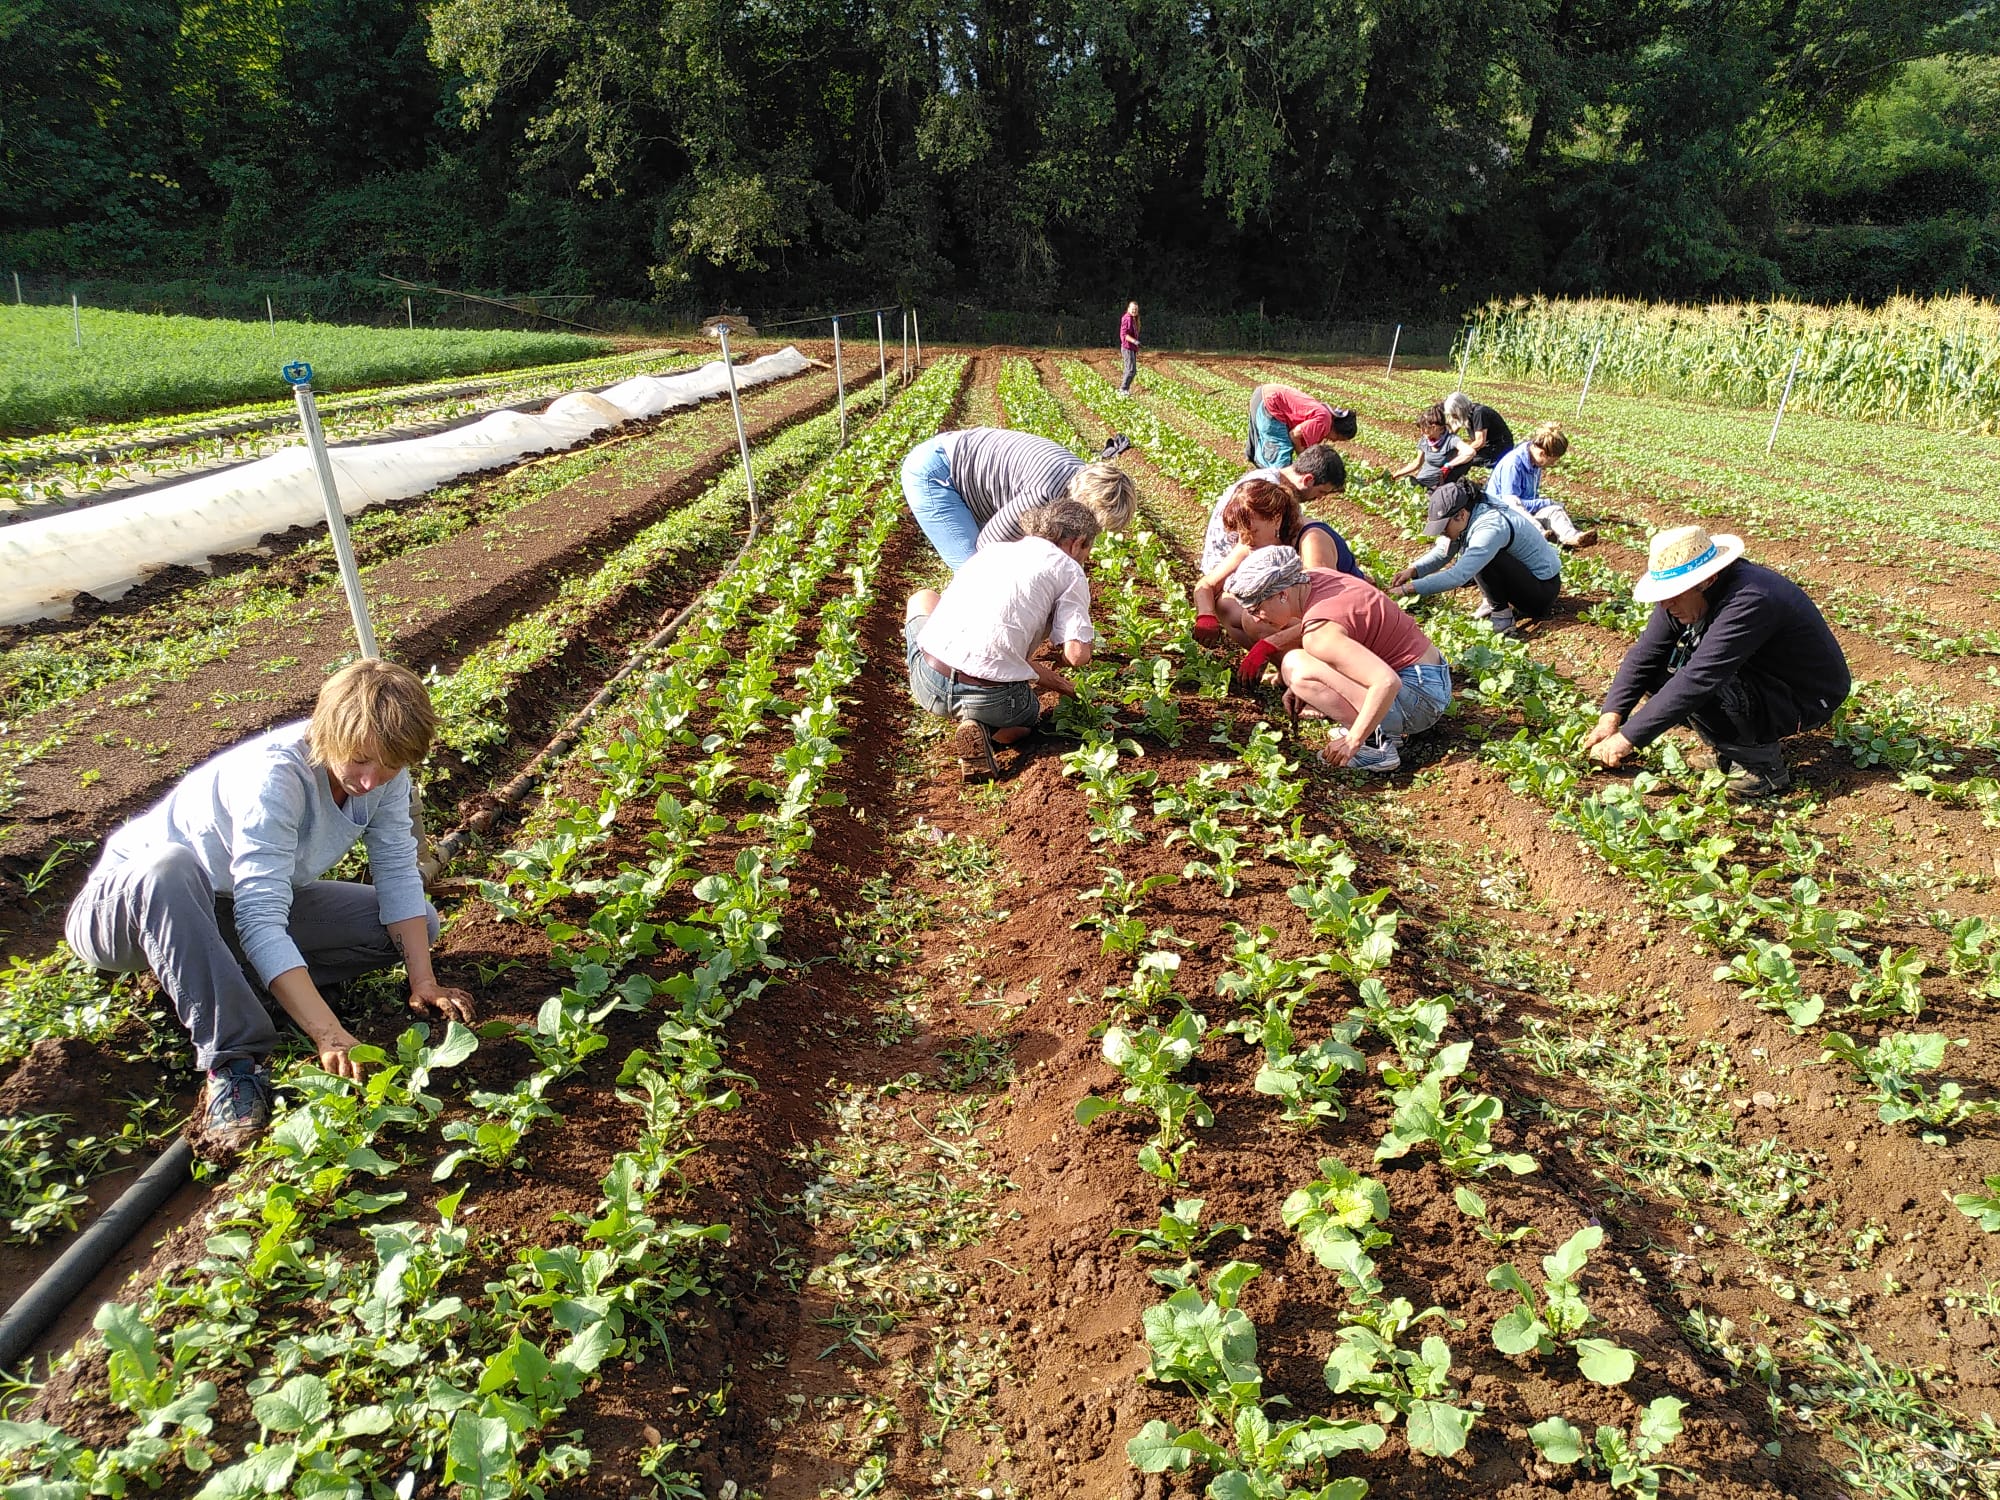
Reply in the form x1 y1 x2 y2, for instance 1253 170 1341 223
1487 421 1595 548
1583 525 1850 797
1386 480 1563 639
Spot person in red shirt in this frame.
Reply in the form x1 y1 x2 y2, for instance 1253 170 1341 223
1247 383 1358 467
1118 302 1142 395
1225 546 1451 773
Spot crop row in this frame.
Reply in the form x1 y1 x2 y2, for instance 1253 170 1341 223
1089 357 2000 1489
0 356 966 1497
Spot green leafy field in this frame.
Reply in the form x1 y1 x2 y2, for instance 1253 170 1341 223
0 307 606 434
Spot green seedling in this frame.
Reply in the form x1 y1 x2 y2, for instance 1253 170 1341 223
1113 1198 1248 1259
1077 867 1178 955
1955 1174 2000 1232
1487 1225 1636 1385
1453 1185 1533 1246
1348 979 1451 1068
1375 1042 1537 1178
1844 945 1928 1020
1713 940 1824 1030
1822 1031 1996 1136
1323 1322 1476 1459
1077 1008 1212 1184
1282 1160 1391 1268
1530 1396 1690 1496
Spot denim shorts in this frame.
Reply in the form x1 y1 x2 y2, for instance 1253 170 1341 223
1380 660 1452 739
904 616 1040 729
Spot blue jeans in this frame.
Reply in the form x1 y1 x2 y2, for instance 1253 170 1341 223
1246 386 1295 468
904 616 1040 729
1379 660 1452 740
901 436 981 569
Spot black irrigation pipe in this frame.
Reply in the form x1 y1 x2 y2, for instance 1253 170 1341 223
0 368 836 1369
0 1138 195 1371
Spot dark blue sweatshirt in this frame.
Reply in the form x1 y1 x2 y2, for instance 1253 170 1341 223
1604 560 1850 748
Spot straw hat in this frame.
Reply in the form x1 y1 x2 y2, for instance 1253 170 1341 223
1633 524 1745 603
1226 545 1306 606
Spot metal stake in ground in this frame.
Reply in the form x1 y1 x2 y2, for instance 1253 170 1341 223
71 294 82 350
1766 345 1804 455
1457 326 1474 389
1387 324 1402 374
267 296 275 334
406 296 414 330
713 326 758 522
902 308 910 385
876 312 888 407
1576 335 1605 418
913 307 922 368
283 361 379 658
832 316 847 445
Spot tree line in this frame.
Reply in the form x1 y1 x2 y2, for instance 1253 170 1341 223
3 0 1996 322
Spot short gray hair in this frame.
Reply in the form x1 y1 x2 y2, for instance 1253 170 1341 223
1026 499 1102 548
1443 392 1473 427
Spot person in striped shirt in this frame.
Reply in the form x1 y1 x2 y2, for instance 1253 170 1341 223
900 427 1137 569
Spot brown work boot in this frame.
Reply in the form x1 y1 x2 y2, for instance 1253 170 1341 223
953 719 999 782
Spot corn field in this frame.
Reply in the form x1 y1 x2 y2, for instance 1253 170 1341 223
1460 294 2000 433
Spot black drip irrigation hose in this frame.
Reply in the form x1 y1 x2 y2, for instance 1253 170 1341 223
0 1138 194 1370
0 428 776 1371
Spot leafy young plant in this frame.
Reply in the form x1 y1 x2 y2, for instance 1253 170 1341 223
1077 1008 1213 1184
1113 1198 1249 1259
1530 1396 1689 1496
1453 1185 1533 1246
1323 1323 1476 1459
1821 1030 1995 1135
1282 1160 1391 1267
1375 1042 1537 1178
1954 1173 2000 1232
1486 1225 1637 1386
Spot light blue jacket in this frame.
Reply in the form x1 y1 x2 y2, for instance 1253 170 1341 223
101 722 426 985
1409 501 1562 595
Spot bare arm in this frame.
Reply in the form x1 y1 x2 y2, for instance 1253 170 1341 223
1301 623 1402 752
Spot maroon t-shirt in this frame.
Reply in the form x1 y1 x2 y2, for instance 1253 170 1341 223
1300 569 1435 670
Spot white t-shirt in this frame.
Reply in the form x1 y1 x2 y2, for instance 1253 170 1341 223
918 537 1095 683
1202 468 1283 573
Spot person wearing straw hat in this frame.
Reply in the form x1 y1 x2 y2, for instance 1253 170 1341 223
1386 480 1563 639
1225 546 1451 773
1583 525 1850 797
1246 383 1359 469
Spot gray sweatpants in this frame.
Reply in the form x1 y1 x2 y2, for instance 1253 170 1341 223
65 845 439 1070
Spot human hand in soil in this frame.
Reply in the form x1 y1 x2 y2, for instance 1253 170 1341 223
1389 568 1415 590
409 979 476 1024
1585 728 1635 767
1232 639 1281 695
1193 613 1222 645
313 1024 366 1080
1581 711 1623 754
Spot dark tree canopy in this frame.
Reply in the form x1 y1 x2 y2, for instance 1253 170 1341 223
3 0 1996 316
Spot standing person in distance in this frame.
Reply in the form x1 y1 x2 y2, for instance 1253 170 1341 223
1488 421 1595 548
1583 524 1850 797
903 500 1101 782
64 660 474 1154
900 426 1137 569
1387 480 1563 639
1442 392 1515 471
1118 302 1142 396
1224 547 1452 773
1246 382 1359 469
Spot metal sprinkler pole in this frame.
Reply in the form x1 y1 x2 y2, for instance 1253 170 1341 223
406 296 414 330
1766 345 1804 456
832 317 847 445
1386 324 1402 374
876 311 888 407
901 309 910 385
913 307 922 368
1576 335 1605 418
12 272 21 306
267 296 275 333
283 362 379 657
714 326 758 517
71 294 82 350
1457 327 1473 389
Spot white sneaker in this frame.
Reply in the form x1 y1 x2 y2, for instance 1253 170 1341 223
1471 598 1495 620
1486 608 1519 638
1323 729 1402 773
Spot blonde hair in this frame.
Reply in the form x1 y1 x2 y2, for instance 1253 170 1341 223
1530 421 1570 459
1067 462 1138 532
308 659 437 769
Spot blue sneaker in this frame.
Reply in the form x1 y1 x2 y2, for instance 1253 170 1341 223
202 1058 273 1152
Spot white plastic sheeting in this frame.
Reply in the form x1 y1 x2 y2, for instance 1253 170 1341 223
0 347 811 625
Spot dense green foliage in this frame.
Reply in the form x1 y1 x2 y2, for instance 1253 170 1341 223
0 307 601 432
2 0 1995 315
1462 294 2000 432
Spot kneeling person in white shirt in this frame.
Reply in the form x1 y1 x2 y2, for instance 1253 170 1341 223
905 499 1100 780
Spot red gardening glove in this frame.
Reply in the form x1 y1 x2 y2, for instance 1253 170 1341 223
1192 613 1222 646
1232 638 1281 695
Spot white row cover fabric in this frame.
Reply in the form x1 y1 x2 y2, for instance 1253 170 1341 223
0 347 811 625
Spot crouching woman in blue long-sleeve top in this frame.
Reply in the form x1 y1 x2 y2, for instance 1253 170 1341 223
1386 480 1564 639
66 659 473 1153
1582 525 1851 798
